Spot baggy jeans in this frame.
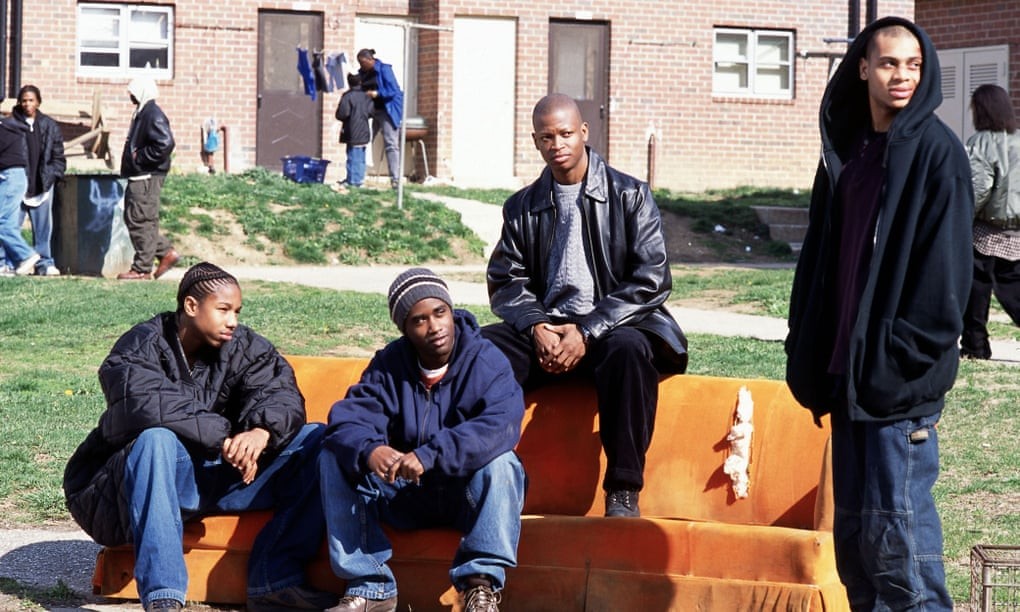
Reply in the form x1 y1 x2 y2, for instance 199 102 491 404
319 448 525 599
830 408 953 611
123 424 325 607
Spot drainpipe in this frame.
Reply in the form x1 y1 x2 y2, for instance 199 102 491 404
848 0 860 39
8 0 21 98
220 125 229 173
865 0 878 25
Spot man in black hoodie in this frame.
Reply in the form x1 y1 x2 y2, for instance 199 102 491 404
785 17 971 611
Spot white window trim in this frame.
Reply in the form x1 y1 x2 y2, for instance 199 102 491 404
713 27 794 100
77 3 174 78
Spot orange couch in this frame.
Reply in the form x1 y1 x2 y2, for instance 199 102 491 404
92 355 849 611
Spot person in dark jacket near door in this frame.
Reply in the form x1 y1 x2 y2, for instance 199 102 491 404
335 72 373 189
118 76 179 281
785 17 972 611
64 262 335 612
482 94 687 519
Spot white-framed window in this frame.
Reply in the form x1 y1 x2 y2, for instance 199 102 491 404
77 3 173 78
713 28 794 99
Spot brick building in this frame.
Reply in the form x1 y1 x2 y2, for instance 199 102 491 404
915 0 1016 143
8 1 915 191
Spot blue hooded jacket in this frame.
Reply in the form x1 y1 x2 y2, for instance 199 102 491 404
324 309 523 478
365 59 404 128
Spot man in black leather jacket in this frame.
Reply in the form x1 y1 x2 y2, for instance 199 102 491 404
482 94 687 518
118 76 179 281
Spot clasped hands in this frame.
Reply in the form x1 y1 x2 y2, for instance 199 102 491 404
222 428 271 485
533 322 587 374
368 445 425 484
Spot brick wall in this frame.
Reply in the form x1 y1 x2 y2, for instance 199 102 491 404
915 0 1020 112
11 0 915 191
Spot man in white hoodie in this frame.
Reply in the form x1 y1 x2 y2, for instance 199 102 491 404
118 77 179 280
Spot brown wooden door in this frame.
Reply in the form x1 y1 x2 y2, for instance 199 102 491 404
256 11 323 170
549 20 610 159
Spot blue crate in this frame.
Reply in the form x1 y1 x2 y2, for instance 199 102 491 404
281 156 331 183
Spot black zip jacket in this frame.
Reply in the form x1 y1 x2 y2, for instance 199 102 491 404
120 100 175 177
487 147 687 372
12 108 66 196
785 17 973 422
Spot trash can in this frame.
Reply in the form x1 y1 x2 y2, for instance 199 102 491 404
52 174 134 277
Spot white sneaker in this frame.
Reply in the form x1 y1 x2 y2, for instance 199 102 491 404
40 265 61 276
0 265 13 277
15 253 41 276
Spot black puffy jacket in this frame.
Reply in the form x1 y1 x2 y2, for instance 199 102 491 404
487 147 687 372
63 313 305 545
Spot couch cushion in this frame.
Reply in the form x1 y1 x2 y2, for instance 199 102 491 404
518 375 830 528
283 357 830 528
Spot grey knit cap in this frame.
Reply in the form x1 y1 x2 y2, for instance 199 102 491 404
387 268 453 330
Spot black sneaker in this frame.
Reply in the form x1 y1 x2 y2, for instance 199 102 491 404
605 489 640 517
145 599 183 612
463 583 501 612
325 593 398 612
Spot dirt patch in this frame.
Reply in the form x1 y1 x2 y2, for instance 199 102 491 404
183 208 304 266
179 208 790 269
660 209 791 265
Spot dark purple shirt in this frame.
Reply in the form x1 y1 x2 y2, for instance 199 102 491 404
828 129 887 375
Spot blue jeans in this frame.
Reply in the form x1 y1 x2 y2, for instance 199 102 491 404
0 168 34 267
124 424 325 607
830 408 953 611
319 449 525 598
346 144 366 187
16 186 56 270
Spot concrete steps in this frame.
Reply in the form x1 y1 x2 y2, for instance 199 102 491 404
752 206 809 253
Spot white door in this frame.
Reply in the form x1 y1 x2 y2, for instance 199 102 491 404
937 45 1008 143
452 17 516 187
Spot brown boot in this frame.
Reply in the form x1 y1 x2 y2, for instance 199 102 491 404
153 248 180 279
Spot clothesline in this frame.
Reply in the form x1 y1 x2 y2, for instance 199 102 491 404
296 47 349 100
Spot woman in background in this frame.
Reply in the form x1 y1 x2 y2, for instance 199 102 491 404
356 48 404 189
961 84 1020 359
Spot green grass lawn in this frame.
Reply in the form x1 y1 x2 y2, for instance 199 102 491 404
1 270 1017 605
1 176 1016 606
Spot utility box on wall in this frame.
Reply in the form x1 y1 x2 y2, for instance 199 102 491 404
53 174 134 277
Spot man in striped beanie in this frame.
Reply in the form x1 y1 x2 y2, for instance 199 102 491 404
387 267 454 332
320 267 526 612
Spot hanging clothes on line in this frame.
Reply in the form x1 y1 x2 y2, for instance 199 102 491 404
312 51 331 93
296 47 317 100
326 52 348 92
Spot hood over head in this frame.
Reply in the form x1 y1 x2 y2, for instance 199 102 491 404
821 16 941 158
127 76 158 108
